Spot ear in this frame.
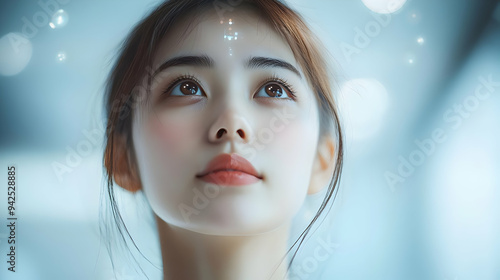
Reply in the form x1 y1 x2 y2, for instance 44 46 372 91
308 135 336 195
112 133 142 193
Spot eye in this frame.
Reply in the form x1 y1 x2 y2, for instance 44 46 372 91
254 77 297 101
170 80 203 96
163 75 205 97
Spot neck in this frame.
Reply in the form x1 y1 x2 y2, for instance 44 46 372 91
155 215 291 280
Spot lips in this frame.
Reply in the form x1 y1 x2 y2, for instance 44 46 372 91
196 153 262 186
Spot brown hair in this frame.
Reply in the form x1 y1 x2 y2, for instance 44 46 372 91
102 0 343 277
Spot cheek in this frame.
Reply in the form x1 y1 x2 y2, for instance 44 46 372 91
143 114 204 177
149 115 188 149
281 123 315 159
258 111 319 212
135 115 203 223
134 111 204 182
274 121 317 183
147 112 206 160
264 109 319 169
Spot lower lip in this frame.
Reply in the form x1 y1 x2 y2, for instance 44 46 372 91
197 170 261 186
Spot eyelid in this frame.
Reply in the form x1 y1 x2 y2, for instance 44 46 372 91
257 74 298 101
162 73 205 96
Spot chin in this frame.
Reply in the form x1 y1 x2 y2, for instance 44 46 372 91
177 212 290 236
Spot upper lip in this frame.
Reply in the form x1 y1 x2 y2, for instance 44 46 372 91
196 153 262 179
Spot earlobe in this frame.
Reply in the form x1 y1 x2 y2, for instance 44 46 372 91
308 136 336 195
112 134 142 193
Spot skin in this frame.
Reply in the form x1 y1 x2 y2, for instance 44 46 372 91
115 5 336 280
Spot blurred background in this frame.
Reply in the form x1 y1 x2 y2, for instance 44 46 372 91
1 0 499 279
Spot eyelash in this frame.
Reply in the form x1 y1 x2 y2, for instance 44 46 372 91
260 74 297 100
162 73 297 100
163 74 203 95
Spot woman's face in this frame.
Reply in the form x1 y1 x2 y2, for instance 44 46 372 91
132 7 320 235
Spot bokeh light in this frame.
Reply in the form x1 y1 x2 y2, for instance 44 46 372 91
0 32 33 76
57 51 67 62
49 9 69 29
361 0 407 14
338 78 390 141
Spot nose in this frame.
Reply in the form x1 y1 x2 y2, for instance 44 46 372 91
208 109 253 144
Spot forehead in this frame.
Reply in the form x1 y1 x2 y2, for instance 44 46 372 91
152 5 299 72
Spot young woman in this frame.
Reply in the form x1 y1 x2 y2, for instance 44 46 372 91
102 0 343 279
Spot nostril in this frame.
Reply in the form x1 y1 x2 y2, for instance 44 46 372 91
216 129 226 138
237 129 245 138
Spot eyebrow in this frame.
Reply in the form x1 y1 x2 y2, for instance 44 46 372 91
152 55 302 79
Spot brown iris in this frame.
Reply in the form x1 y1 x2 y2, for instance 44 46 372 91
179 81 199 95
265 83 284 98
